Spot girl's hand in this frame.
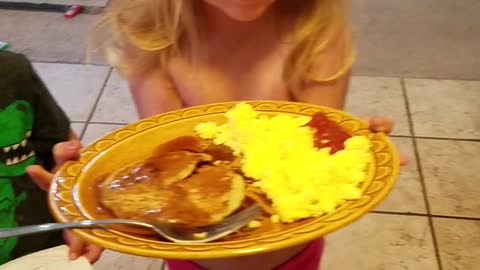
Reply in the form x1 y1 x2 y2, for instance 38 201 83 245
26 140 104 264
27 140 81 191
365 117 408 166
63 229 103 263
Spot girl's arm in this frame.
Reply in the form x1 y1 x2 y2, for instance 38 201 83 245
294 70 351 110
128 69 183 119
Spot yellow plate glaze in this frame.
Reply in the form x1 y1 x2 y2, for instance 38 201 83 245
49 101 399 260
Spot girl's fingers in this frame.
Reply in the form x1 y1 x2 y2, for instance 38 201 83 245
64 230 103 263
53 140 82 166
400 154 408 166
64 230 82 260
63 229 73 245
362 117 407 166
26 165 54 191
84 244 104 263
363 117 394 134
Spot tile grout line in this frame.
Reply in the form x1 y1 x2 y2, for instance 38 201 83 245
79 68 113 139
401 78 444 270
353 74 480 83
77 124 87 141
390 135 480 142
70 122 87 138
32 60 109 67
28 62 480 83
28 63 480 83
372 211 480 221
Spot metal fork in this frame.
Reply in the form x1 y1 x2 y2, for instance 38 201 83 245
0 204 261 243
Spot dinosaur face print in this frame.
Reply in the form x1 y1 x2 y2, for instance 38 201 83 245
0 101 36 177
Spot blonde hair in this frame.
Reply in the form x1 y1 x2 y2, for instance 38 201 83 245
93 0 353 91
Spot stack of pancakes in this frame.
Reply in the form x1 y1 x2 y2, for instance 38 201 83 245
100 136 246 227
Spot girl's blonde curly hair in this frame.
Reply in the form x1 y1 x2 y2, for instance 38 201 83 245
92 0 353 91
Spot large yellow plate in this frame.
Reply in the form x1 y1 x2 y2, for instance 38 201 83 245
49 101 399 260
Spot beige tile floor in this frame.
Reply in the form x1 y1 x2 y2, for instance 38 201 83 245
1 2 480 270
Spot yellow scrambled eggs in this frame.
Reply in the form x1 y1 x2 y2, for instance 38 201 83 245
195 103 372 223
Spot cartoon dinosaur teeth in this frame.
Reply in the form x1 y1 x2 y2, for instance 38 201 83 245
6 159 15 166
5 156 30 166
1 132 31 154
2 139 29 155
4 152 36 166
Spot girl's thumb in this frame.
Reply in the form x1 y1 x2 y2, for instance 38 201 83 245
53 140 81 166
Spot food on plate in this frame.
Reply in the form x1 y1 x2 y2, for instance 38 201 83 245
98 102 372 232
195 103 372 223
100 137 245 227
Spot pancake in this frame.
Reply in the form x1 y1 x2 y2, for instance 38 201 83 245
100 144 246 227
104 150 212 188
176 164 245 225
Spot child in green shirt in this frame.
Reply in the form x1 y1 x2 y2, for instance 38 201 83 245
0 51 71 264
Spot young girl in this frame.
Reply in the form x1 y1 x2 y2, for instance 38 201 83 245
101 0 354 116
31 0 400 269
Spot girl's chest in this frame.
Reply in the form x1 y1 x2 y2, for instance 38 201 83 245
167 37 293 106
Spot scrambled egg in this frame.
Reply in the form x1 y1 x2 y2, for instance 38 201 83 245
195 103 372 223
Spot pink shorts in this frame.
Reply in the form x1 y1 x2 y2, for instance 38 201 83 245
166 238 325 270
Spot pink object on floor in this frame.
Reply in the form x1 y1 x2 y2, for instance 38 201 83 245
64 5 82 19
166 238 325 270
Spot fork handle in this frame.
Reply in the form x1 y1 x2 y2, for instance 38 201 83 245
0 219 152 239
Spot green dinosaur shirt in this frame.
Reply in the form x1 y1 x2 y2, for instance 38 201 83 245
0 51 70 264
